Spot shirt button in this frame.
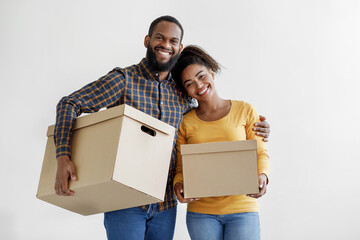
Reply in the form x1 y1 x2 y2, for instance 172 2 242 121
160 101 163 105
155 73 159 77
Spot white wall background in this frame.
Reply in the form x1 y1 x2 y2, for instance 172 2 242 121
1 0 359 239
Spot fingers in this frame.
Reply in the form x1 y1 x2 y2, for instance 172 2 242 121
259 115 266 121
254 131 269 138
174 183 199 203
55 177 75 196
247 175 268 199
61 178 74 196
253 129 270 142
253 123 270 131
247 193 259 198
254 119 270 142
174 183 185 202
55 156 77 196
69 163 78 181
247 185 266 199
55 182 61 195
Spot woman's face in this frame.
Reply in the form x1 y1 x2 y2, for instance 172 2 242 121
181 64 215 102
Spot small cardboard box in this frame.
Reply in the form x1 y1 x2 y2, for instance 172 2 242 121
37 104 175 216
181 140 259 198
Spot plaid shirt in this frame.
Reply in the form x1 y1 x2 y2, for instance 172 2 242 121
54 58 192 211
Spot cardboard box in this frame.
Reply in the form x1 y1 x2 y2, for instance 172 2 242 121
37 104 175 215
181 140 259 198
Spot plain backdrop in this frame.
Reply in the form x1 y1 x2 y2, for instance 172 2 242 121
1 0 359 239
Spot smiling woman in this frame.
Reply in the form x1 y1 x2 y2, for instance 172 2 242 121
172 45 270 240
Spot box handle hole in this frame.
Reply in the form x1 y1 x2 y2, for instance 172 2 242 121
141 125 156 137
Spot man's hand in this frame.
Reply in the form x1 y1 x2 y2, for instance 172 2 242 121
55 155 77 196
247 173 268 199
174 182 199 203
253 115 270 142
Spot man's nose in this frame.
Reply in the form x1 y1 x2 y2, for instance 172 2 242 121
160 39 171 50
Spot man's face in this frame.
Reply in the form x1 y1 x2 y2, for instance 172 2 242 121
144 21 183 72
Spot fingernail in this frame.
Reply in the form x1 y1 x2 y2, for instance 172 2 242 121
253 128 257 131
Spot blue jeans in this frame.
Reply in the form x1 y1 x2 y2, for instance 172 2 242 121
104 204 177 240
186 211 260 240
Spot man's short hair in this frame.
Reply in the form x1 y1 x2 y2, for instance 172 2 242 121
148 15 184 42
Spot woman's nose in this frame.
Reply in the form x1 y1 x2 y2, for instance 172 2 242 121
195 81 203 88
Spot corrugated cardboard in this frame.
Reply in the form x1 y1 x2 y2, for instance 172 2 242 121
37 104 175 216
181 140 259 198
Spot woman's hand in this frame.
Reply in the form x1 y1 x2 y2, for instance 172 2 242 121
247 174 268 199
174 182 199 203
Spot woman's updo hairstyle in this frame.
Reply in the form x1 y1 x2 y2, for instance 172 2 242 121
172 45 220 92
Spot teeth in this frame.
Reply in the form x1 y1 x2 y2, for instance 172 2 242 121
158 50 170 56
198 87 208 95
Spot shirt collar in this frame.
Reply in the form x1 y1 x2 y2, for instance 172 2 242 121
139 58 172 82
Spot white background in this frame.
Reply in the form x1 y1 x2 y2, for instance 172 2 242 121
1 0 359 239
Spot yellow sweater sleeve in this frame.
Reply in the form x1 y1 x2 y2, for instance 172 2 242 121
245 104 270 177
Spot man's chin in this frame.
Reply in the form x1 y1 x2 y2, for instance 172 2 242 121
155 56 172 64
146 47 180 72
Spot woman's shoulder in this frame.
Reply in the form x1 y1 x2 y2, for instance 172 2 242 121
182 108 197 121
231 100 255 111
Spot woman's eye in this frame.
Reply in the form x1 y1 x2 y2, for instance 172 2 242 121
199 74 205 79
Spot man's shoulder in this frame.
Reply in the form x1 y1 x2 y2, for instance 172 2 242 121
112 62 140 73
103 62 141 81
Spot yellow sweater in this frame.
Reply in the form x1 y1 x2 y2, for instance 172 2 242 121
174 100 269 215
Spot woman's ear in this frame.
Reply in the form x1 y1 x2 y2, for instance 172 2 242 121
210 69 215 79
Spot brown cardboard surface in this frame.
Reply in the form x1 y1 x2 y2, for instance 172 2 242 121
181 140 259 199
37 104 175 216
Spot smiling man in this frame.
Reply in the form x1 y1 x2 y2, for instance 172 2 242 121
53 16 270 240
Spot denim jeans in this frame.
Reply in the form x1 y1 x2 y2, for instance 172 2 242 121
104 204 177 240
186 211 260 240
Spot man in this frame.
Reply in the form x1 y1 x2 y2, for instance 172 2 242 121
54 16 270 240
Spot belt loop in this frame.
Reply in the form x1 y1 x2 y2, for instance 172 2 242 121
147 204 152 214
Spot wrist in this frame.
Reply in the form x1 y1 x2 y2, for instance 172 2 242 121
57 155 71 163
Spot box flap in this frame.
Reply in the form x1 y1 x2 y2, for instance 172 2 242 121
46 105 127 137
46 104 174 137
181 140 257 155
123 105 175 136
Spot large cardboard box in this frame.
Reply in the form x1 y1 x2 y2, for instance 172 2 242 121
37 104 175 215
181 140 259 198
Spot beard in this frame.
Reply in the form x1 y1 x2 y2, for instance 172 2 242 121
146 44 180 72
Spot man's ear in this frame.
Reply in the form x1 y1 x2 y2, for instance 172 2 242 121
144 35 150 48
179 43 184 53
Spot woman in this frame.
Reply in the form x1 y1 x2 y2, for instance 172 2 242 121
172 46 269 240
